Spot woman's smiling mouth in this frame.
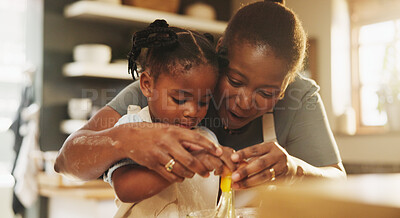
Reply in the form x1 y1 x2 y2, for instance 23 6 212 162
227 110 247 122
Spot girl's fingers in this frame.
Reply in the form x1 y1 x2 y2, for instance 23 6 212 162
191 150 228 175
219 147 237 172
196 152 224 173
181 141 204 152
175 128 222 156
231 142 274 162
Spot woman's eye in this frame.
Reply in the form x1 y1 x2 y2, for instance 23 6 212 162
258 91 274 98
227 76 242 87
172 98 186 105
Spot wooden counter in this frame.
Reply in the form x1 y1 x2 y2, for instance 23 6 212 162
254 173 400 218
37 172 115 200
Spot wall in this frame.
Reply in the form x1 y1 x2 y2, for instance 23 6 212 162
285 0 335 128
286 0 400 165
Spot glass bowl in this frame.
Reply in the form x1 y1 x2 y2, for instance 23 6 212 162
187 207 257 218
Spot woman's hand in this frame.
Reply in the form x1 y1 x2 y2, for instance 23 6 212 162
113 123 223 183
191 146 237 176
229 141 297 189
229 141 347 189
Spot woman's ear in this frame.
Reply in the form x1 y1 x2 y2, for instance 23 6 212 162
139 72 153 98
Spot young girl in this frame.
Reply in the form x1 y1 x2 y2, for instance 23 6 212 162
103 20 232 217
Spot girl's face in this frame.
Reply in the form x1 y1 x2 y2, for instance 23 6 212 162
141 64 217 129
215 42 287 130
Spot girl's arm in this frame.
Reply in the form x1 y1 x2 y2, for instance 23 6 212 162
112 165 171 203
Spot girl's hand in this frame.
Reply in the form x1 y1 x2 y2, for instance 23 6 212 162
218 146 238 175
229 141 297 189
191 146 237 176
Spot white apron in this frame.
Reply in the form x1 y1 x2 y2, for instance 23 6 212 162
234 113 277 208
114 109 276 217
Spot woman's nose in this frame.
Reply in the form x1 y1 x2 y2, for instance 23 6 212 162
234 88 253 111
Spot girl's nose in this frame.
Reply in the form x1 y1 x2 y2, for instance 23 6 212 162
183 104 198 118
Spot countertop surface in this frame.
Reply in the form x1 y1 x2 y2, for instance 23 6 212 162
37 172 115 200
255 173 400 218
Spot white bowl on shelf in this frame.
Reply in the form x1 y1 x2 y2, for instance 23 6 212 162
60 119 88 135
73 44 112 64
68 98 92 120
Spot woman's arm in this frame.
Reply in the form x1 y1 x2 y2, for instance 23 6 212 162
54 106 124 180
290 155 346 179
54 106 221 182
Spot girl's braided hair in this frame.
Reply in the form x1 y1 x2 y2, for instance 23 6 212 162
128 19 219 81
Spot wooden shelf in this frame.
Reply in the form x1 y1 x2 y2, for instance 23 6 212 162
64 1 227 34
63 62 132 80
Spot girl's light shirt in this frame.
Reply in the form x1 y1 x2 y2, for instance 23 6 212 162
104 106 219 218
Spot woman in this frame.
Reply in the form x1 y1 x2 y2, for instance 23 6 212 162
55 0 346 189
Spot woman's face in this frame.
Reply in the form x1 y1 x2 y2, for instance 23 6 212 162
215 42 287 130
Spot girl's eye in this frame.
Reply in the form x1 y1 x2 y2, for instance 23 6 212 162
172 98 186 105
198 101 209 107
227 75 243 87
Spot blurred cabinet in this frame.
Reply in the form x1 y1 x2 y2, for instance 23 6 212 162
41 1 232 147
61 1 227 81
38 172 116 218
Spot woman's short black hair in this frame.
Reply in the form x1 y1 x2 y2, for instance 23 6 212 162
128 19 219 82
221 0 307 97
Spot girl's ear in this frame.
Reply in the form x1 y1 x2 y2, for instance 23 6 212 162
216 37 224 52
139 72 153 98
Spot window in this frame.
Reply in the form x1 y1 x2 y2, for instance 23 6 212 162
0 0 28 172
0 0 27 132
350 0 400 132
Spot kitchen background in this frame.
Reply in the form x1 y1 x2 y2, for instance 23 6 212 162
1 0 399 217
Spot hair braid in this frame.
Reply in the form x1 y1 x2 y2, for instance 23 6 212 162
128 19 178 80
127 19 219 82
264 0 285 4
